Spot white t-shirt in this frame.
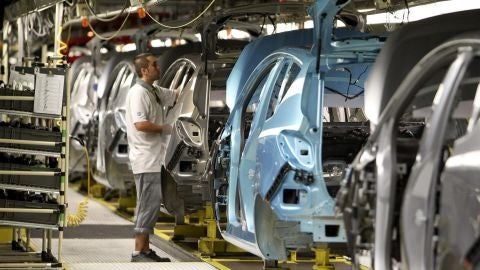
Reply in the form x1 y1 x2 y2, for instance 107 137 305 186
125 79 176 174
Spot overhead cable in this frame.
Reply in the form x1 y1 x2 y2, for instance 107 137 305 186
138 0 216 29
87 11 131 41
83 0 129 22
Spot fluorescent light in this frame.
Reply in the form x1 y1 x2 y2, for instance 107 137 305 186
358 8 375 13
150 39 164 47
367 0 480 24
194 33 202 41
121 43 136 52
304 20 314 29
218 29 250 39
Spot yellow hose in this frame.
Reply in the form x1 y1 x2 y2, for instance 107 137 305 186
58 24 87 226
67 139 91 227
56 26 68 60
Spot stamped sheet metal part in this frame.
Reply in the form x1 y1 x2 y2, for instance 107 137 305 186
211 0 384 260
336 8 480 270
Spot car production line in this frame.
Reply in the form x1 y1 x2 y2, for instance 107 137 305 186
4 0 480 269
5 184 353 270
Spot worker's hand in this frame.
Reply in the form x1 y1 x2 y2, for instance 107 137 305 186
161 124 173 135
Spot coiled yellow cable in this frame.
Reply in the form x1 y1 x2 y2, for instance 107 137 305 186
56 26 68 58
67 197 88 227
67 138 91 227
57 28 89 227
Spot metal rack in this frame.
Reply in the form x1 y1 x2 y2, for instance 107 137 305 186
0 60 69 269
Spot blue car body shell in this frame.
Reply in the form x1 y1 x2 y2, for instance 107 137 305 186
215 36 382 260
211 0 384 260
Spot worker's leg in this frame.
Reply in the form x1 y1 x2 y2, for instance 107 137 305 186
133 172 162 252
135 233 149 251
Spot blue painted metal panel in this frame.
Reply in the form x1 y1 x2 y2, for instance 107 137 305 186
214 0 385 261
226 29 313 109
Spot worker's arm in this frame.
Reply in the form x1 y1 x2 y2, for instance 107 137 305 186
153 81 179 106
134 121 172 134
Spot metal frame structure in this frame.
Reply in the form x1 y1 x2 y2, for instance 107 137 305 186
0 57 69 269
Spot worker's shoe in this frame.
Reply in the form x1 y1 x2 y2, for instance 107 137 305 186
131 249 171 262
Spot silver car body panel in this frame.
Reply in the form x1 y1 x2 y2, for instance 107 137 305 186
337 33 480 270
438 88 480 269
69 56 100 176
402 42 476 270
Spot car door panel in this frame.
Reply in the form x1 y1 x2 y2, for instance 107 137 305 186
238 61 282 232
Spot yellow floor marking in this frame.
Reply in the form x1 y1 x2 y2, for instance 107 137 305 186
153 228 172 241
200 257 231 270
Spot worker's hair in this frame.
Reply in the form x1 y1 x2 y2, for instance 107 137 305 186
133 53 154 77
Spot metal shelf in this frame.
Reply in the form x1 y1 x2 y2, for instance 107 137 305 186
0 96 34 101
0 109 61 120
0 184 59 195
0 170 59 176
0 220 58 230
0 147 61 157
0 66 68 266
0 208 57 214
0 139 59 147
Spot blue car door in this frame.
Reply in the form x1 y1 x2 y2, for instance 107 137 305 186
254 57 305 204
235 58 283 232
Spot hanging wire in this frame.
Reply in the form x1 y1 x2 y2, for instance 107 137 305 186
403 0 410 23
269 15 277 34
384 2 405 31
326 86 364 100
25 14 41 36
384 12 394 32
87 11 132 41
259 15 266 36
353 65 369 86
332 65 370 101
139 0 217 29
52 0 75 57
25 11 54 37
83 0 129 22
64 0 75 7
341 67 353 101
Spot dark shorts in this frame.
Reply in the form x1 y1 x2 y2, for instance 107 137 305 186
133 172 162 234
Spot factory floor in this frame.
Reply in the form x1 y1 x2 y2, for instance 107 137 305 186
0 185 359 270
